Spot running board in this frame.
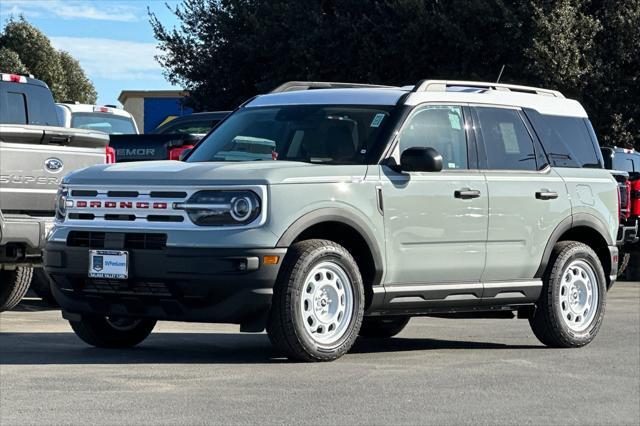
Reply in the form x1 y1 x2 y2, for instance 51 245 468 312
367 280 542 314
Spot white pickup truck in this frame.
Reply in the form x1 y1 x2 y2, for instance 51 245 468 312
0 73 109 311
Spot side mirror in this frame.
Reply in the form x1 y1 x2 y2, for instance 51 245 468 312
400 147 443 172
178 148 192 161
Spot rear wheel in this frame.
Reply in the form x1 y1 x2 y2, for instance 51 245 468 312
0 267 33 312
267 239 364 361
530 241 606 347
69 315 156 348
359 316 410 338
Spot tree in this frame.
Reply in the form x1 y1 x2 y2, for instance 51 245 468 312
0 18 98 104
150 0 639 148
0 47 29 74
0 18 67 100
58 51 97 104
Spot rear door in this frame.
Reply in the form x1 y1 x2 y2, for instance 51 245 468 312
472 106 571 290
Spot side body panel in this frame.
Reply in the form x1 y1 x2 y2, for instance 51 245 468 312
482 168 571 281
554 167 619 244
380 168 488 284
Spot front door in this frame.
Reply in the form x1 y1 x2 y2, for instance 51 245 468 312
380 104 488 307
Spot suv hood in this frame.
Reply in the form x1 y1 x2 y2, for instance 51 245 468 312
63 160 370 186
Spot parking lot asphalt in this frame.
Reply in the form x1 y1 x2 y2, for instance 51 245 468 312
1 282 639 426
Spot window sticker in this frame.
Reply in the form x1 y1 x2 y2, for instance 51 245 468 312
448 113 462 130
499 123 520 153
370 113 386 128
448 162 457 169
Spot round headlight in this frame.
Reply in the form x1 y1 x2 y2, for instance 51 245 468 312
230 196 253 221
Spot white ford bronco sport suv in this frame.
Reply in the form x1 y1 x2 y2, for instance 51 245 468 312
45 80 619 361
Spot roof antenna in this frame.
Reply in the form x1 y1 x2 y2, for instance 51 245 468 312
496 65 505 83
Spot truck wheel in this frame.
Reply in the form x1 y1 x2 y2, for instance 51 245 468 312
0 267 33 312
359 316 410 338
31 268 59 306
267 239 364 362
618 252 630 278
529 241 606 348
69 315 156 348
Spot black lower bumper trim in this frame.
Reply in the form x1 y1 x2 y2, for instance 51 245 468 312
45 241 286 325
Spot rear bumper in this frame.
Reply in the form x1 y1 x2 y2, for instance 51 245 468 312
617 217 639 246
45 240 286 328
0 211 53 265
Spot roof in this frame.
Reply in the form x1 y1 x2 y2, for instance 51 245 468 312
118 90 188 104
56 103 135 118
247 88 408 107
246 80 587 118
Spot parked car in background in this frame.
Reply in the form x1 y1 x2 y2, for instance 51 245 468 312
153 111 229 136
46 80 619 361
56 103 139 135
601 146 640 278
0 73 110 311
107 111 230 162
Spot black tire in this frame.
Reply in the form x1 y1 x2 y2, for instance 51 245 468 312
31 268 59 306
529 241 606 348
359 316 410 338
618 252 631 278
69 315 156 348
267 239 365 362
0 267 33 312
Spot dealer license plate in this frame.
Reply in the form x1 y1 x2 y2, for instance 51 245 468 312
88 250 128 279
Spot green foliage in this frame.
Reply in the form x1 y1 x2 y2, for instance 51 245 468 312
151 0 639 148
0 18 97 104
0 47 29 74
58 51 97 104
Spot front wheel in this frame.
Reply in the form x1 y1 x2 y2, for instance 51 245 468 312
529 241 606 348
69 315 156 348
267 239 364 362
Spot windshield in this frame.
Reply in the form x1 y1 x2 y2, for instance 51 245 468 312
71 112 136 134
187 105 394 164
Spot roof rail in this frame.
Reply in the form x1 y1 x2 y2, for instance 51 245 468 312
413 80 564 98
270 81 397 93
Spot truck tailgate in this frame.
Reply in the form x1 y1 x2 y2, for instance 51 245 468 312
0 124 109 213
109 134 201 162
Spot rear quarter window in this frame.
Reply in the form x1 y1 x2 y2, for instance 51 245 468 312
524 109 603 168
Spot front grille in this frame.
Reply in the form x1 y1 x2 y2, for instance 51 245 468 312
68 231 105 248
67 231 167 250
66 187 190 224
83 279 171 297
124 233 167 250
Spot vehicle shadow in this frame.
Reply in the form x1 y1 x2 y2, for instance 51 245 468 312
0 331 542 365
11 298 59 312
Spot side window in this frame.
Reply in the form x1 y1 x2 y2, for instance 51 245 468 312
525 110 602 168
475 107 537 171
399 105 468 170
6 92 27 124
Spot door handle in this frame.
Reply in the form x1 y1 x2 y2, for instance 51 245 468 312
454 189 481 199
536 191 559 200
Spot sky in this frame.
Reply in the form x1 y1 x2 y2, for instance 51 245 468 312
0 0 183 105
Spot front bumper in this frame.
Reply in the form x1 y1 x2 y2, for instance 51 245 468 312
45 239 286 329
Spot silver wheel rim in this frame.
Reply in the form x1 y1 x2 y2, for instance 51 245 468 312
106 316 142 332
559 260 599 332
299 261 354 346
